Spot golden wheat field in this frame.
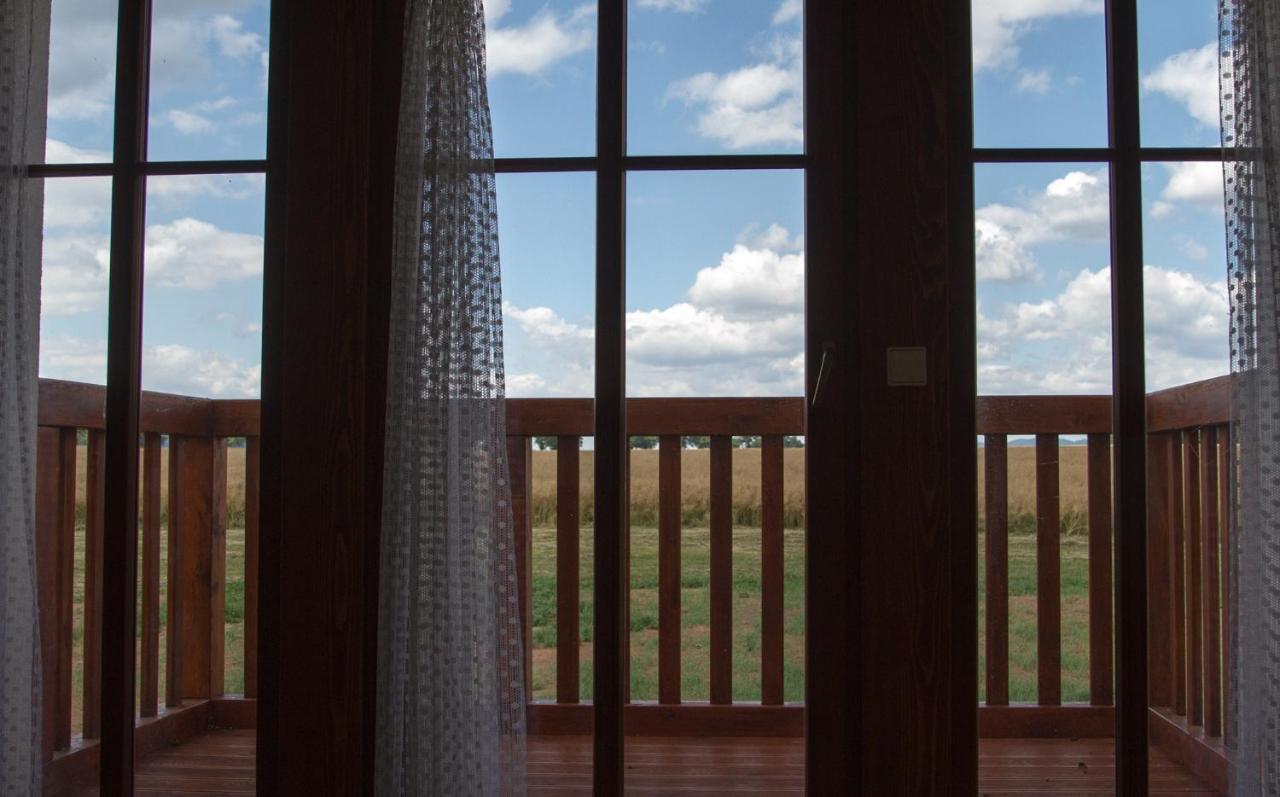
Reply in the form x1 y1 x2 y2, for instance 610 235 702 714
75 445 248 523
529 444 1090 529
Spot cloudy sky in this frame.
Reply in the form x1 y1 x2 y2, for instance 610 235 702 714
37 0 1229 400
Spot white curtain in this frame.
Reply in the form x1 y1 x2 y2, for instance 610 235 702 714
1222 0 1280 793
0 1 41 795
375 0 527 794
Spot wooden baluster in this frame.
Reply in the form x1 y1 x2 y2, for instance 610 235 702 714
1185 430 1203 726
140 433 162 717
244 436 261 698
210 439 228 698
1146 432 1173 709
709 435 733 705
83 429 106 739
761 434 785 706
1218 424 1232 744
35 427 77 757
1087 433 1113 706
166 436 184 707
1200 427 1222 737
983 434 1009 707
1170 432 1187 716
556 436 580 704
658 434 682 705
1036 434 1061 706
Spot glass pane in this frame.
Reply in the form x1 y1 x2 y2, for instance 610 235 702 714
39 177 111 383
972 5 1107 148
498 172 595 397
45 0 118 161
626 170 804 396
1142 161 1229 388
974 162 1112 718
627 0 802 156
486 0 597 157
141 174 264 398
147 0 271 161
1139 0 1220 147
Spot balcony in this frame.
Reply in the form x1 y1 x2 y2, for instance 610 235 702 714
35 377 1229 795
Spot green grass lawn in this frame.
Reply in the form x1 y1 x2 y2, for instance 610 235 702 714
66 520 1091 735
528 525 1095 705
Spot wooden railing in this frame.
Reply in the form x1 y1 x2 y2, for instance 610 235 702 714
31 377 1233 776
1146 375 1232 792
35 379 259 791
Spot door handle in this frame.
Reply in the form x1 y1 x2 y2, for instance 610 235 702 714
811 342 835 409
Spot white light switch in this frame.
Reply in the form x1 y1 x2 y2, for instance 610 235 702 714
886 347 927 386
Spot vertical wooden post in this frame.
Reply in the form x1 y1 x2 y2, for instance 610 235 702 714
244 436 261 698
1170 432 1187 716
556 437 581 704
1036 434 1062 706
1087 433 1114 706
657 434 682 705
1146 432 1173 708
169 435 225 701
505 435 533 697
83 430 107 738
760 435 785 706
1185 431 1203 726
166 437 184 708
1200 427 1221 736
984 434 1009 707
709 435 733 705
140 433 162 717
35 427 76 758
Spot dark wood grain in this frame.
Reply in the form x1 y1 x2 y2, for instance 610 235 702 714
1199 427 1221 737
760 435 784 707
1146 376 1230 432
166 438 184 709
1036 434 1062 706
658 434 682 705
1185 431 1203 726
1170 432 1187 717
140 433 162 717
979 395 1111 434
709 435 733 706
1217 425 1230 744
507 436 534 696
985 434 1010 707
209 439 228 698
83 430 105 739
556 438 581 704
1146 433 1173 708
243 437 259 699
35 427 73 759
56 427 76 750
1087 433 1114 706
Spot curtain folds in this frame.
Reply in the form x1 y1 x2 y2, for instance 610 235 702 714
375 0 527 794
1221 0 1280 792
0 1 41 795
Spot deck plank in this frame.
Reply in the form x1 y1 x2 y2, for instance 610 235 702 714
69 730 1218 795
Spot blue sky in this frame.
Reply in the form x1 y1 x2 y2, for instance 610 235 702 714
37 0 1230 401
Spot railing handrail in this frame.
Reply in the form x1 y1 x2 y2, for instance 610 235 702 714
35 374 1233 439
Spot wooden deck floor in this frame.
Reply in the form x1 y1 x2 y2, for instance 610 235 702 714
90 730 1218 795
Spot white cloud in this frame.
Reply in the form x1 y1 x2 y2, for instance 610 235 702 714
44 139 109 164
38 336 261 397
1151 161 1224 219
1143 42 1219 127
486 6 594 77
773 0 802 24
505 226 805 396
144 218 263 288
40 235 109 316
47 1 261 120
972 0 1102 72
1016 69 1051 94
167 109 215 134
978 264 1228 393
485 0 512 24
208 14 265 59
667 37 802 150
637 0 707 11
975 168 1110 282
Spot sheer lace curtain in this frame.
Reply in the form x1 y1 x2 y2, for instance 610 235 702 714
0 1 43 795
1221 0 1280 792
375 0 527 794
